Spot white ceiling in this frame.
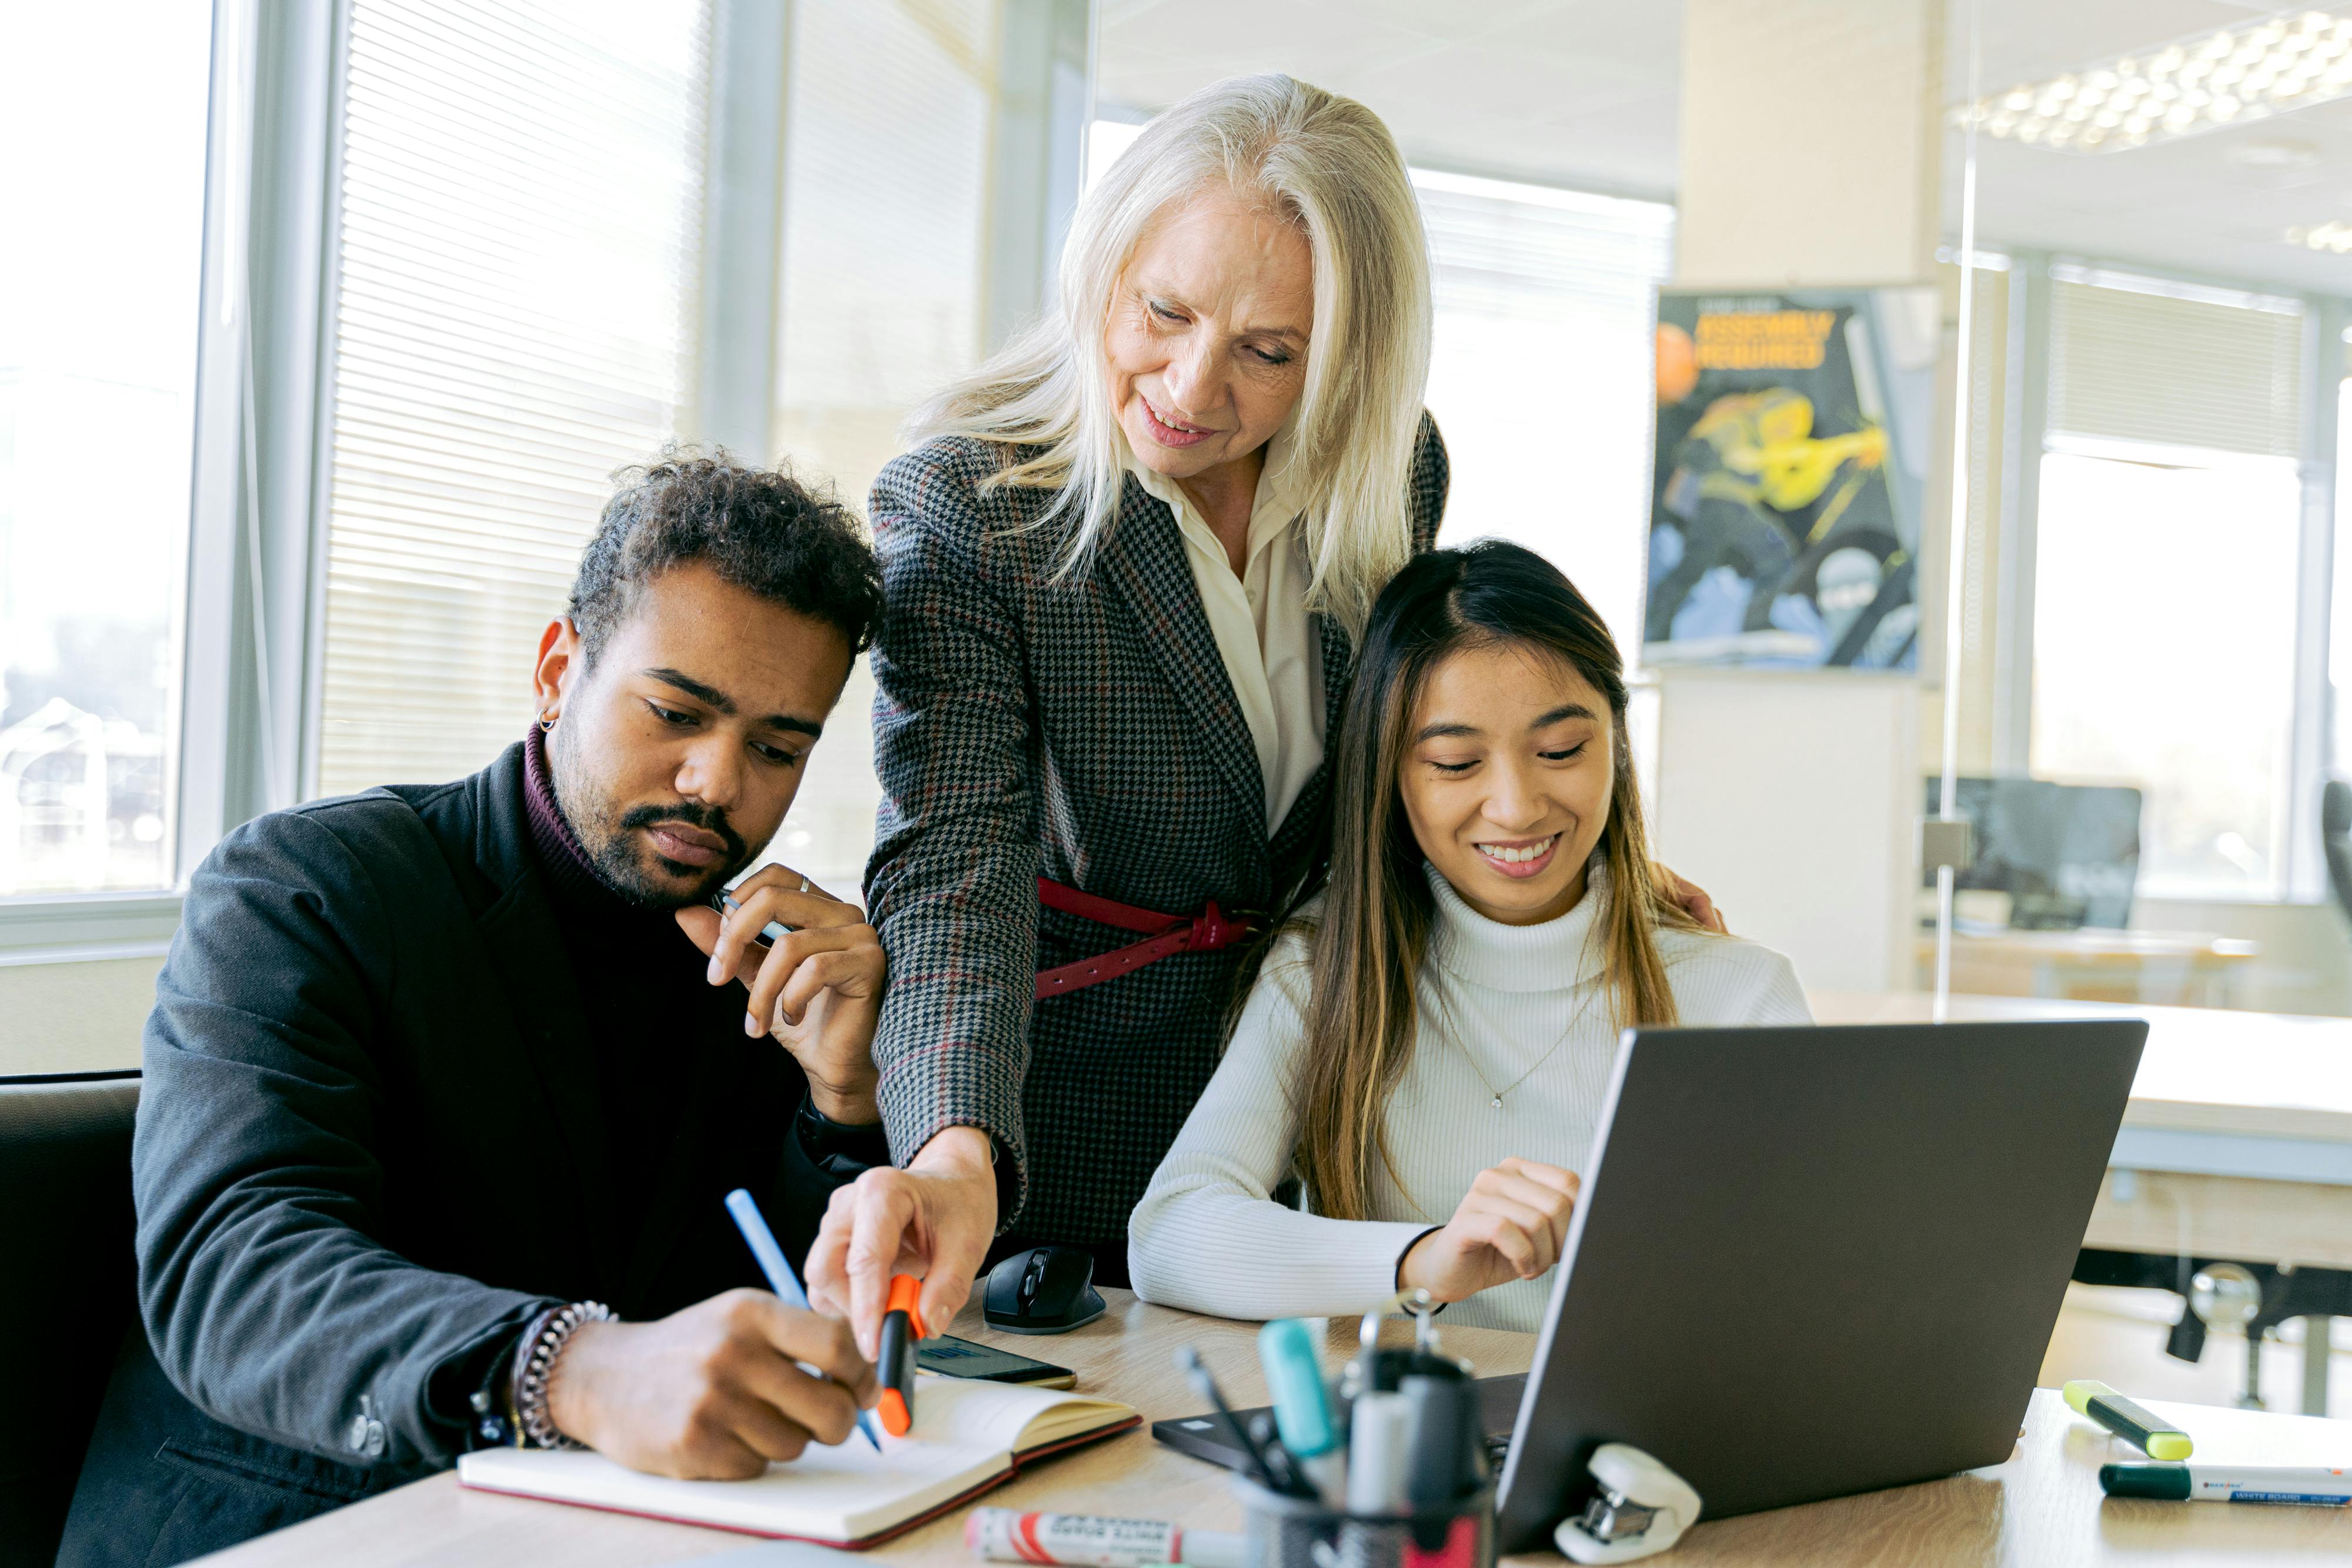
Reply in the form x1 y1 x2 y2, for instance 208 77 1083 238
1094 0 2352 295
1094 0 1685 199
1952 0 2352 293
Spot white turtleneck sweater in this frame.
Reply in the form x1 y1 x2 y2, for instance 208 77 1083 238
1127 864 1812 1332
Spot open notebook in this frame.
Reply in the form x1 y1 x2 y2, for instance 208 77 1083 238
456 1373 1138 1547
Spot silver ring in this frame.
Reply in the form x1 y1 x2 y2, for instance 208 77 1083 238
798 875 810 893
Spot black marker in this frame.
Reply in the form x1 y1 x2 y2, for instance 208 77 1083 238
1176 1346 1279 1491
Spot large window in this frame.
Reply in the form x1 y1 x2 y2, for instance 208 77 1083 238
772 0 996 499
0 4 211 895
738 0 1085 897
2028 269 2313 901
314 0 713 798
2033 450 2304 897
767 0 1007 895
0 0 1080 1083
1416 169 1672 648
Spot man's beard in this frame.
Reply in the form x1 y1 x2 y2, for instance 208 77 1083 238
551 728 750 907
589 798 751 908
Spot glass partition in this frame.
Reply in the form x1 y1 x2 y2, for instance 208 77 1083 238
1947 0 2352 1419
1932 2 2352 1018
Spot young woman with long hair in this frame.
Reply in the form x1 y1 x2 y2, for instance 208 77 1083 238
1127 540 1809 1331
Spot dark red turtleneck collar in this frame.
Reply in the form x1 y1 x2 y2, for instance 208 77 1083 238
524 723 645 917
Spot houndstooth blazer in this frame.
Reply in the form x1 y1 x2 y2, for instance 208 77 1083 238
863 416 1449 1244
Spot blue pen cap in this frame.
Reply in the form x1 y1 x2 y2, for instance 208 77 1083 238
1258 1318 1339 1459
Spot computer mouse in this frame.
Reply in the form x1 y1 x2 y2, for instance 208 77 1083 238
982 1245 1107 1335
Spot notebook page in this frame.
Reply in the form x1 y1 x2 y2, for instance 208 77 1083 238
907 1373 1134 1453
901 1373 1087 1454
458 1429 996 1540
456 1375 1123 1541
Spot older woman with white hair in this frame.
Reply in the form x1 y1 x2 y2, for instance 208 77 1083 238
807 73 1707 1349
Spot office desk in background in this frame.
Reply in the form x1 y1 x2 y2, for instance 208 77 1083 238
1812 989 2352 1266
1818 988 2352 1416
1910 929 2261 1009
192 1289 2350 1568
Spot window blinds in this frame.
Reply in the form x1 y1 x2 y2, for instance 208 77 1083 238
1416 170 1675 323
315 0 711 798
2046 265 2306 459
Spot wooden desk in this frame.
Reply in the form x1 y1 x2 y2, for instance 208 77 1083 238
194 1290 2351 1567
1912 930 2261 1009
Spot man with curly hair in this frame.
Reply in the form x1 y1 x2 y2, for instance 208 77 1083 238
62 453 894 1567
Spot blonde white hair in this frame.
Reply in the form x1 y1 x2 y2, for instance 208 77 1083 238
910 73 1433 631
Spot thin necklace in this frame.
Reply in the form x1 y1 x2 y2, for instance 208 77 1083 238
1429 942 1598 1109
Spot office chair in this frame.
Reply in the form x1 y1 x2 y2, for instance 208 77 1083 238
0 1071 139 1567
2325 778 2352 929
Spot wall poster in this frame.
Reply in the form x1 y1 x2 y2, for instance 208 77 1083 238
1646 286 1938 671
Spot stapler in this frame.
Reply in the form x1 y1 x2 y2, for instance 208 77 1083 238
1555 1443 1702 1563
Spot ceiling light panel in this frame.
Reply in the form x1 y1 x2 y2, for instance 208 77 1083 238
1950 8 2352 154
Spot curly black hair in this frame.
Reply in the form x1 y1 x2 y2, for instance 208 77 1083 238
569 447 884 663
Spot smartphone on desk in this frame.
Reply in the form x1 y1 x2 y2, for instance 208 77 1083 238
916 1334 1075 1389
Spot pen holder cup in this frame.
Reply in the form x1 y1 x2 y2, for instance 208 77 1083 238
1235 1479 1495 1568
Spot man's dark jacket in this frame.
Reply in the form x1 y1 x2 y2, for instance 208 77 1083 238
58 744 862 1567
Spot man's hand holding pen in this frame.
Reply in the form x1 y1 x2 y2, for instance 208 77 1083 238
546 1290 877 1478
677 863 885 1125
671 864 967 1433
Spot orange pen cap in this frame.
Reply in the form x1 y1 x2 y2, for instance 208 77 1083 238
886 1273 927 1339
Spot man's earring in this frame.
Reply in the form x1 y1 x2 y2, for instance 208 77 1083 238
537 710 557 734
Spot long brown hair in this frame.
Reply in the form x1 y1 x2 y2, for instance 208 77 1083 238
1292 540 1702 1220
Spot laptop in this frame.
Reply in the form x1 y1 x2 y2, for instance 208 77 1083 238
1151 1019 2146 1550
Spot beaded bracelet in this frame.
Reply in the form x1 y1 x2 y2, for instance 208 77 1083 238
509 1300 614 1449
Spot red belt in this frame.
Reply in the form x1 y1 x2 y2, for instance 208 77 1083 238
1034 877 1262 999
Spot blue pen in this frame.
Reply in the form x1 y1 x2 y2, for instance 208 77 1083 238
724 1188 883 1450
715 890 795 946
1258 1318 1344 1505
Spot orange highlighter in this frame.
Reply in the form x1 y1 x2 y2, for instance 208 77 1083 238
876 1274 927 1437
